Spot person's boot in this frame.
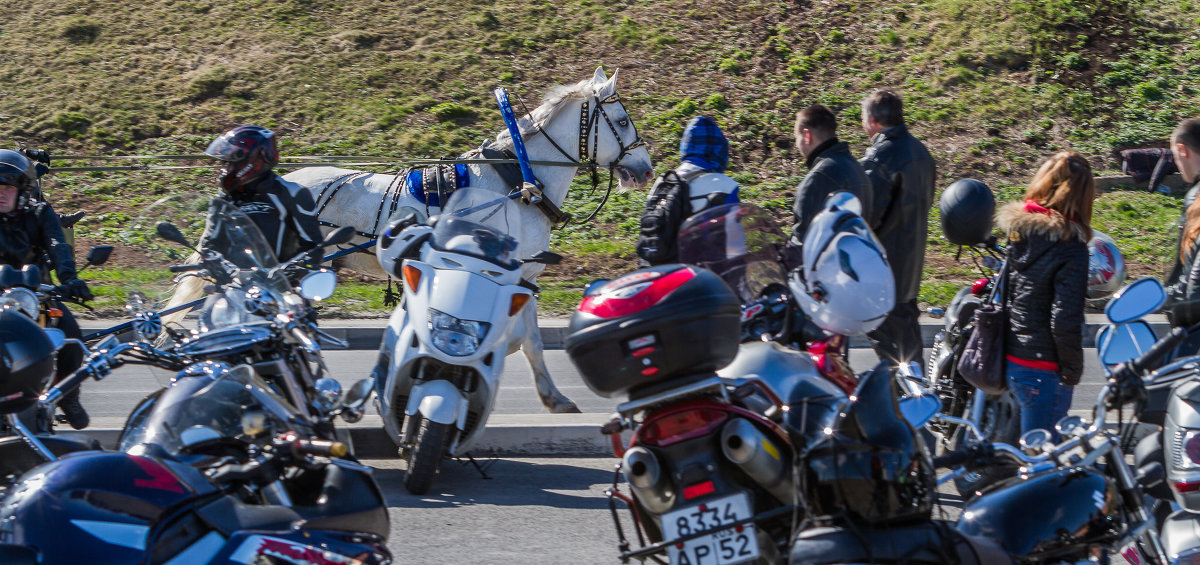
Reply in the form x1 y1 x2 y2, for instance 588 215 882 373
59 388 89 430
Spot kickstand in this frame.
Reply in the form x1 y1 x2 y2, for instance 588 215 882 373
457 453 497 480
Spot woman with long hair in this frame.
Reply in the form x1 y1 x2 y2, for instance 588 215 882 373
996 151 1092 435
1168 118 1200 303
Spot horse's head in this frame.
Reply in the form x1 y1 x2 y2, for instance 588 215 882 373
520 68 654 188
581 67 654 188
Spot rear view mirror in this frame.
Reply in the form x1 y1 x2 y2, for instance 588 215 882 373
156 222 195 249
85 245 113 266
299 270 338 301
340 378 374 423
1105 277 1166 323
1096 320 1157 368
323 225 356 247
524 251 563 265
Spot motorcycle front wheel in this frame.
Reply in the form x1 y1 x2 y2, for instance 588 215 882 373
405 416 450 495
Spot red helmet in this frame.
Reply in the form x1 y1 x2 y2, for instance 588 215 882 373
206 125 279 192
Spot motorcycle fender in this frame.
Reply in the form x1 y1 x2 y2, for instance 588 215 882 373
1159 508 1200 561
406 379 467 428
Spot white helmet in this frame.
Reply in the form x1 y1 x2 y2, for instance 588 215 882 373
789 193 895 336
376 208 431 280
1087 230 1125 299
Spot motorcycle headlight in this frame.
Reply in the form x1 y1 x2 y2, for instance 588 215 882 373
208 296 244 329
428 309 490 357
0 288 40 319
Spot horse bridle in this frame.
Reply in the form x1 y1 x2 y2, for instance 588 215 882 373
577 93 645 168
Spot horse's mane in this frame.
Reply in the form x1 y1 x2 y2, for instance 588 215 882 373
495 79 596 146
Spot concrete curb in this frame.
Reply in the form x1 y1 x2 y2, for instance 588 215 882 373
82 314 1161 350
85 414 621 458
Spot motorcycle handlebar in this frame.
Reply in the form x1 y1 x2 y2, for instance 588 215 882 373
168 264 204 273
290 438 347 458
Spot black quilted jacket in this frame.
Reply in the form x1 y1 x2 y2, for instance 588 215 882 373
997 201 1090 385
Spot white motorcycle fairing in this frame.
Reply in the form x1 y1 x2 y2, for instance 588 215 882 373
378 248 532 456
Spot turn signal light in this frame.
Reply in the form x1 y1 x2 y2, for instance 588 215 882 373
509 293 531 316
402 264 421 292
47 308 63 318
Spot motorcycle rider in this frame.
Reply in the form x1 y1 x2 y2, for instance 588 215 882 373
791 104 871 240
0 149 92 429
859 90 936 367
204 126 325 266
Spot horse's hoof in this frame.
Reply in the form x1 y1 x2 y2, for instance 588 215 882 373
550 402 582 414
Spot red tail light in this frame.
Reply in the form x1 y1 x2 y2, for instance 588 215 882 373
640 407 729 447
683 480 716 500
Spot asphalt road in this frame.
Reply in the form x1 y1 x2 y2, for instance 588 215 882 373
81 347 1118 421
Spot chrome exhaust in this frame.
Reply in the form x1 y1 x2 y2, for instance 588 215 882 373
622 446 674 513
721 418 794 503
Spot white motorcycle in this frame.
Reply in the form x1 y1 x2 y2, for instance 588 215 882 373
374 188 560 494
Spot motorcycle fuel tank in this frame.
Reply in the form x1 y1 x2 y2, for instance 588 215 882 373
956 466 1119 559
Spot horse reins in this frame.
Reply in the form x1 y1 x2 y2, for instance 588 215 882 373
518 91 645 223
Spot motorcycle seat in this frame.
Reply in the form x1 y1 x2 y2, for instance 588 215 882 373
789 522 1013 565
197 496 306 535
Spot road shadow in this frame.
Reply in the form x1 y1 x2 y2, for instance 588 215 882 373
374 456 618 510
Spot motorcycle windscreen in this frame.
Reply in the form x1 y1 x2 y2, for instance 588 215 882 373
678 203 788 303
431 188 521 270
119 364 299 461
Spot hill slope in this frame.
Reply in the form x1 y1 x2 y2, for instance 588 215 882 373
1 0 1197 313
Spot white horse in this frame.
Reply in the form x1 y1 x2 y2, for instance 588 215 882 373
162 67 654 413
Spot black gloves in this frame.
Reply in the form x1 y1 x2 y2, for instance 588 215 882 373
58 279 94 302
19 148 50 165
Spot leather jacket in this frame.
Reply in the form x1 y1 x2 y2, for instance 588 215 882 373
213 174 325 263
792 138 871 240
860 124 937 303
0 200 78 284
998 201 1090 385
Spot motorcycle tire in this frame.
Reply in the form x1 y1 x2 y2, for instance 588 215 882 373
405 416 450 495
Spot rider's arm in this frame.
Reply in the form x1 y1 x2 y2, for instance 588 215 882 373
288 186 325 255
32 202 79 284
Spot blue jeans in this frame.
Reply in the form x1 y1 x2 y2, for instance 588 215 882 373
1006 361 1074 438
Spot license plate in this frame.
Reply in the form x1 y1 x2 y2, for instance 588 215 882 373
660 493 760 565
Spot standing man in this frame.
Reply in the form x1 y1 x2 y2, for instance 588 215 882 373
859 90 937 366
792 104 871 239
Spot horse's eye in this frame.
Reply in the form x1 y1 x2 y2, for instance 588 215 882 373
618 118 629 128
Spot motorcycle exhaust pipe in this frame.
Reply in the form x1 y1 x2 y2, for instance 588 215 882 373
721 418 794 504
622 446 674 513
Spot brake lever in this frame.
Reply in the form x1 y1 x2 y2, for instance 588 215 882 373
312 325 349 348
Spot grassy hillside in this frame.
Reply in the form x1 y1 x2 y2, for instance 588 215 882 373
1 0 1198 315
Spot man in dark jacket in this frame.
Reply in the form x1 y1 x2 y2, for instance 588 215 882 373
859 90 937 367
792 104 871 240
0 149 93 429
204 126 325 263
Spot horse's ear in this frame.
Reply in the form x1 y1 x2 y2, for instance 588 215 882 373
595 67 619 97
591 66 608 85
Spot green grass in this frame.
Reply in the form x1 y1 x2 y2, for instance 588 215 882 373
4 0 1200 309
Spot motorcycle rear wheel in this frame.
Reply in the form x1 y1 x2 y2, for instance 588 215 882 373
405 416 450 495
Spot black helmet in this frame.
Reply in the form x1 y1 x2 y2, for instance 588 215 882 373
939 179 995 245
205 125 279 192
0 308 55 414
0 149 34 205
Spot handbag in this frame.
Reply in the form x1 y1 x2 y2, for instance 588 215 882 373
956 257 1010 395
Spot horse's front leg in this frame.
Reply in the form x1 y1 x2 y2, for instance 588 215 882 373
516 299 581 414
